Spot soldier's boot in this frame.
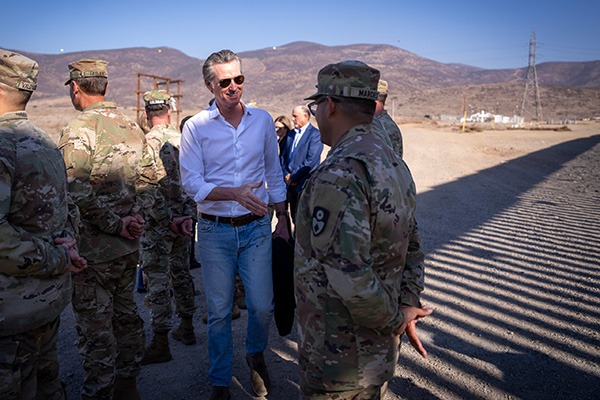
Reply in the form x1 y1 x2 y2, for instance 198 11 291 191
113 376 141 400
141 331 172 365
246 352 271 397
171 317 196 345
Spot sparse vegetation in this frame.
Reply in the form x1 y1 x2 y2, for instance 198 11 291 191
22 43 600 126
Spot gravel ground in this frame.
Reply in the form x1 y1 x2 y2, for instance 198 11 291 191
58 123 600 399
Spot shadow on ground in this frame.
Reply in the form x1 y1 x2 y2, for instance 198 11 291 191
386 135 600 399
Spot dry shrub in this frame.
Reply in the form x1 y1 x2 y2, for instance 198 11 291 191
554 125 572 132
526 125 572 132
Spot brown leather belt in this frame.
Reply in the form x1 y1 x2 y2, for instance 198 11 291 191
199 213 261 227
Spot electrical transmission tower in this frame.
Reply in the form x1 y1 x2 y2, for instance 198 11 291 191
520 29 543 121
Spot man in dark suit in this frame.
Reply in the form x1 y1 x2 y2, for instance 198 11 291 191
284 105 324 225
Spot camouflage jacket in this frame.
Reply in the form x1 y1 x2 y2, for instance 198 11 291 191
375 110 403 158
144 123 195 234
370 116 394 150
0 111 73 335
58 101 158 264
294 124 424 391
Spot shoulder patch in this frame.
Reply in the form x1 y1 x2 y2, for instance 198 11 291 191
312 206 329 236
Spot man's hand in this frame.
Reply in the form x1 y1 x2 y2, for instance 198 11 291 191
119 214 145 240
394 305 433 358
169 215 193 237
284 173 297 187
54 236 87 273
129 213 145 237
273 215 290 242
234 182 268 216
405 320 428 358
179 217 193 236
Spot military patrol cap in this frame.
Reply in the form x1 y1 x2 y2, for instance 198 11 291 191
377 79 388 95
305 60 379 101
64 59 108 85
0 49 39 92
143 89 171 106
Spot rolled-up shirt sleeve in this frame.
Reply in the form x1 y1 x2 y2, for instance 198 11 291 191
180 118 216 203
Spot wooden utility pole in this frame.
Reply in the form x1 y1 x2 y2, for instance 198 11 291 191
136 73 184 128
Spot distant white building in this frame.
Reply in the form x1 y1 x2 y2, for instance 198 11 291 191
461 110 523 125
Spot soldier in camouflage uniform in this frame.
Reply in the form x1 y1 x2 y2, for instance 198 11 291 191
139 90 197 365
58 59 158 400
0 49 86 400
295 61 433 399
374 79 403 158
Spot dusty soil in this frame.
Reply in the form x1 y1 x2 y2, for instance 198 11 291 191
51 120 600 400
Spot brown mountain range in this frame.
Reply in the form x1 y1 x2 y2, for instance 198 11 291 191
16 41 600 121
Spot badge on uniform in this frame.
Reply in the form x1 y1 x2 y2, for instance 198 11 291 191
312 206 329 236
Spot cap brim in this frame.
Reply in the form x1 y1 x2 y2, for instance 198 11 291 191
64 79 71 85
304 92 321 101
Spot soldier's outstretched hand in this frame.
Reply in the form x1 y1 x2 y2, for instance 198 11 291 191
395 305 433 358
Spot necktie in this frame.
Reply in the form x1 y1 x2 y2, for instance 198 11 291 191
289 130 301 168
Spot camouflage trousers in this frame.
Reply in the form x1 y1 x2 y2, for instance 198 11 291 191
300 383 387 400
71 251 145 400
0 318 64 400
140 231 196 332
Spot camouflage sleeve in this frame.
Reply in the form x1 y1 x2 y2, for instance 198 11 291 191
183 195 197 218
133 137 161 217
0 161 70 277
310 158 402 335
138 135 168 224
58 123 123 235
159 140 195 218
66 193 81 243
401 218 425 307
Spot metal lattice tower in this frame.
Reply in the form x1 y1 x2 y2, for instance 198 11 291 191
520 29 543 121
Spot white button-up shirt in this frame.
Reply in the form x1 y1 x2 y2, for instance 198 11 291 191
179 102 286 217
291 124 307 152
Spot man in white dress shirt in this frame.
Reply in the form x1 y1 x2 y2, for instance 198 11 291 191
179 49 289 400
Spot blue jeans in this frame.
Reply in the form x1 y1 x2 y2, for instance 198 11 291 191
196 215 274 386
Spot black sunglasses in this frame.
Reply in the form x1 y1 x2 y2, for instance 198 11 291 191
307 96 339 116
217 75 245 88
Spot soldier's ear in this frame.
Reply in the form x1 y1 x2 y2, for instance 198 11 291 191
325 97 337 118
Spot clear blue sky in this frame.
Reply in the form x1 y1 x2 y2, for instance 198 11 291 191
2 0 599 70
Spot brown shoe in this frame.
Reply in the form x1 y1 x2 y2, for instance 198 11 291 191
246 352 271 397
171 317 196 345
208 385 230 400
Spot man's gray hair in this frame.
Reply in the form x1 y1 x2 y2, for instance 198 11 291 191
202 49 242 83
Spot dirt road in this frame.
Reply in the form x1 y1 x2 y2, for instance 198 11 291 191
58 122 600 399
